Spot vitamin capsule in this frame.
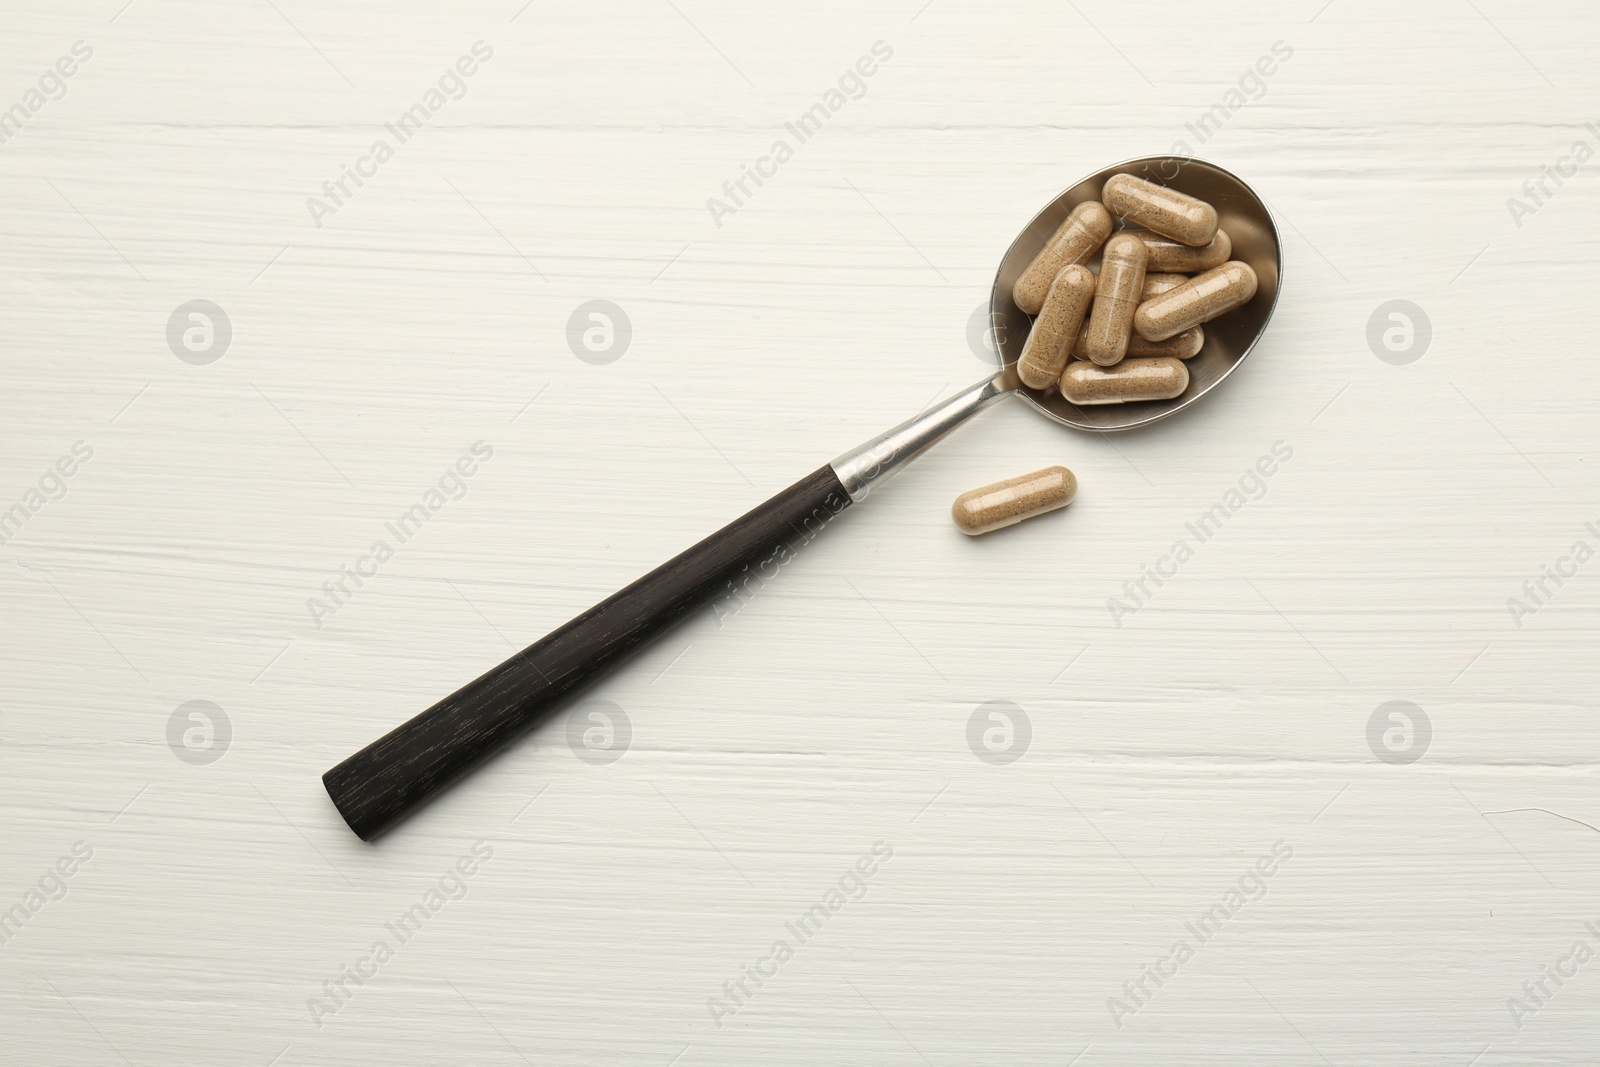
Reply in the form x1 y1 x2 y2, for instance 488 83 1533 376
952 466 1077 536
1082 233 1148 366
1017 265 1095 390
1134 261 1259 342
1102 173 1218 246
1012 201 1114 315
1133 228 1232 273
1060 357 1189 406
1142 272 1190 298
1073 321 1204 360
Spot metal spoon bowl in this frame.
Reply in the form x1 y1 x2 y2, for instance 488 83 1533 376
995 154 1282 431
830 155 1281 498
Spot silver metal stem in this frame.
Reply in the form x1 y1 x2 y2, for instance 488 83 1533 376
830 369 1018 502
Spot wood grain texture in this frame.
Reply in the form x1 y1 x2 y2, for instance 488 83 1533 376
2 0 1599 1064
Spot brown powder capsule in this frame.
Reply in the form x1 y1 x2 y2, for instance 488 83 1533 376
1017 265 1095 390
1102 173 1218 246
1059 357 1189 406
952 466 1077 536
1134 261 1259 342
1142 273 1190 298
1082 233 1148 367
1133 229 1232 272
1072 321 1203 360
1011 202 1114 315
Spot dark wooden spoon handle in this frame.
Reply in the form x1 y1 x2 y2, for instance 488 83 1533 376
323 464 853 840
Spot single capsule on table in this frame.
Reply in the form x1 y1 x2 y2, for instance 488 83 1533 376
1133 229 1232 273
1060 357 1190 406
1017 265 1095 390
1102 173 1218 246
1082 233 1149 367
952 466 1077 536
1134 261 1259 342
1073 321 1203 360
1012 201 1113 315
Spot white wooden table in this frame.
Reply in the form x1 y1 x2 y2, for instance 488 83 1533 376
3 1 1597 1063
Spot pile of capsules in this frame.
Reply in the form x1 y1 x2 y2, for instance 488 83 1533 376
951 173 1259 535
1013 172 1258 406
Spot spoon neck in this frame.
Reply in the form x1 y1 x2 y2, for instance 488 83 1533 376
831 369 1017 502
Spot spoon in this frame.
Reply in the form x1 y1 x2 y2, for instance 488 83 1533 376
324 154 1283 839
